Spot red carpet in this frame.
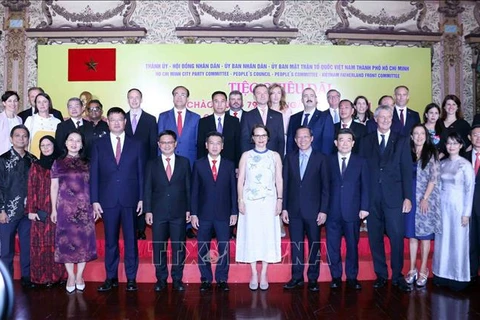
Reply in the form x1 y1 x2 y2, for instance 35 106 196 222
14 221 434 283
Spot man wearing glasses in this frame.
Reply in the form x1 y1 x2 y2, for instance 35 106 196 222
327 89 341 124
86 99 109 140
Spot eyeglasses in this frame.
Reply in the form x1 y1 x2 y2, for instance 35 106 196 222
174 93 187 98
159 141 175 145
88 107 101 112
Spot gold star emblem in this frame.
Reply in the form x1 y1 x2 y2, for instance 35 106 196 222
85 58 98 72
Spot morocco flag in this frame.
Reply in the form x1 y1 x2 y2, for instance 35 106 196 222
68 48 116 81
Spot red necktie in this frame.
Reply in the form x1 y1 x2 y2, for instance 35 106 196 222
400 109 405 127
475 153 480 176
212 160 218 181
115 137 121 164
233 112 238 118
166 157 172 181
177 111 183 137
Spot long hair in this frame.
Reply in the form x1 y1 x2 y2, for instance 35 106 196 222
410 124 438 170
422 103 443 136
440 94 463 120
267 83 288 111
60 130 88 163
353 95 373 122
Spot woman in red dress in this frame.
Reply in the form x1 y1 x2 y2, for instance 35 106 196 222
27 135 67 286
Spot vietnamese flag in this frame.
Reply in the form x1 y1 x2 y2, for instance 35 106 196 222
68 48 116 81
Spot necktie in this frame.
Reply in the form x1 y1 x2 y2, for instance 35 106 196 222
400 109 405 127
76 120 81 128
475 153 480 176
342 123 347 128
217 117 223 134
341 157 347 178
177 111 183 136
233 112 238 118
302 113 309 127
380 134 386 154
300 153 307 179
115 137 121 164
333 109 339 123
132 113 138 134
261 109 267 125
166 157 172 181
212 159 218 181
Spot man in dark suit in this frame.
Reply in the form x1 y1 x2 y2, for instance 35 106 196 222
55 97 94 158
90 107 144 292
466 124 480 280
228 90 246 121
392 85 420 136
327 128 369 290
197 91 241 167
18 87 63 123
327 89 341 124
240 84 284 155
191 131 238 292
124 88 158 240
287 88 334 155
360 105 413 292
334 99 367 153
86 99 109 140
282 126 329 292
366 95 395 134
144 130 191 292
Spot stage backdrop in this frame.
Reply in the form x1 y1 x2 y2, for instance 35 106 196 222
38 44 432 117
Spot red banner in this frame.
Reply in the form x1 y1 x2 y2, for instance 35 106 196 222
68 48 116 81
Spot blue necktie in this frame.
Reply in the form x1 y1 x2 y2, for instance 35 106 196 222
333 109 339 123
300 153 307 179
217 117 223 134
341 157 346 178
380 134 386 154
302 113 309 127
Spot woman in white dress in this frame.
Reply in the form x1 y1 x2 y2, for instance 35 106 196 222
24 93 61 158
236 124 283 291
0 91 22 155
433 132 475 291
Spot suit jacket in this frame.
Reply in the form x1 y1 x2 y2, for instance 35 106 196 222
282 150 329 219
287 109 334 155
18 107 64 124
191 157 238 221
240 108 284 155
229 109 245 121
143 155 191 221
328 153 369 222
360 131 413 208
464 151 480 215
392 107 421 136
90 134 144 209
157 108 200 167
334 121 367 154
197 114 241 166
126 110 158 163
55 118 94 158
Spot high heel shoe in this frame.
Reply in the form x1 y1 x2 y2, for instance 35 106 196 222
76 279 85 292
416 269 429 287
405 269 418 285
249 274 258 291
260 274 269 291
66 283 76 293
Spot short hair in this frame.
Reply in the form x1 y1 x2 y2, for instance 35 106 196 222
302 87 317 97
470 124 480 134
158 129 177 141
252 83 268 95
229 90 243 98
127 88 143 98
336 127 356 141
339 99 354 108
251 124 270 138
295 126 313 137
1 91 20 103
211 91 227 101
67 97 82 108
205 131 224 143
27 87 44 95
374 105 393 118
394 85 409 94
107 107 126 118
61 130 88 162
377 95 394 106
446 131 465 149
441 94 463 120
88 99 103 109
327 89 340 97
172 86 190 98
10 124 30 139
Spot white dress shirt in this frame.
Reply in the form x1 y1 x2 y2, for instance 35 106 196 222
110 132 125 154
162 153 176 175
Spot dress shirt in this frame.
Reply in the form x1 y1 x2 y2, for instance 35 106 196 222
473 149 480 168
302 111 312 126
161 153 176 175
337 152 351 173
299 147 313 163
329 107 340 123
130 109 143 123
229 109 243 120
395 106 407 125
110 132 125 154
339 119 353 128
208 154 221 170
174 107 186 127
213 113 225 128
70 117 84 127
377 129 391 145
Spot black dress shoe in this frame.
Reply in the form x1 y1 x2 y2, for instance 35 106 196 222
111 278 119 287
200 281 212 292
346 279 362 290
20 277 36 289
308 280 319 292
173 280 185 291
154 280 167 292
126 279 138 291
217 281 229 291
283 278 304 289
186 229 196 239
392 278 412 293
98 279 115 292
373 277 387 288
330 277 342 289
137 231 147 240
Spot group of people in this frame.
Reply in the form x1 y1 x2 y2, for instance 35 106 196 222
0 82 479 295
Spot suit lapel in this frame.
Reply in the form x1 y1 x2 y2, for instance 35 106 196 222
291 151 301 181
253 109 263 125
168 109 178 135
384 132 396 155
103 136 117 165
308 110 320 128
